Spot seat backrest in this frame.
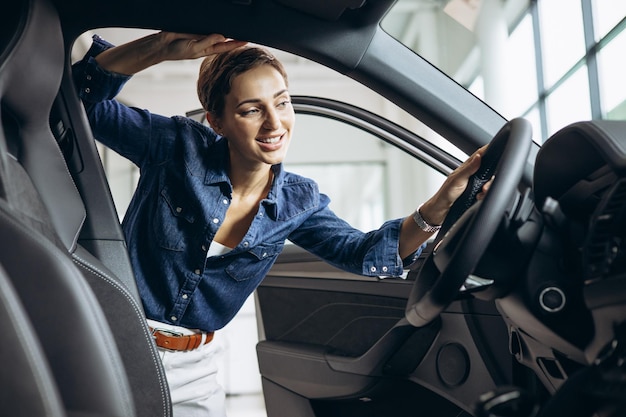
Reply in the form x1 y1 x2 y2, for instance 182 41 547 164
71 245 173 417
1 1 85 252
0 1 172 415
0 0 137 415
0 195 136 417
0 263 66 417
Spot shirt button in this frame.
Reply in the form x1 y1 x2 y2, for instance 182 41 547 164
212 218 220 224
243 241 249 247
194 269 201 275
182 294 188 300
84 87 90 94
259 212 264 217
370 266 377 273
262 252 267 258
201 245 207 252
86 74 92 80
222 199 228 205
171 316 177 322
176 207 182 213
382 266 388 272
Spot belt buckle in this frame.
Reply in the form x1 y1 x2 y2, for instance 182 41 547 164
152 327 186 352
152 327 184 337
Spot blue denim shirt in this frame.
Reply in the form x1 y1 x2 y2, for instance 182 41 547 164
72 35 421 332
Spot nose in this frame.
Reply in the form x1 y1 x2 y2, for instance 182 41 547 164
263 107 281 130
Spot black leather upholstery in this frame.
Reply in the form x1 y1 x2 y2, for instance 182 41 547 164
0 198 136 417
0 262 66 417
0 0 137 415
72 246 173 417
0 0 171 415
1 0 85 252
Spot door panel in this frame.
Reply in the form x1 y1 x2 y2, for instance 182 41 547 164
256 98 513 416
257 246 511 416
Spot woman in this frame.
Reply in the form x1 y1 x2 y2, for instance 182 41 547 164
73 32 489 416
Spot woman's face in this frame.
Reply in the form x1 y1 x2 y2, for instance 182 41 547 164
213 64 294 170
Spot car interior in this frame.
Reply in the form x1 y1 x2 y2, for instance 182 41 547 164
1 0 625 416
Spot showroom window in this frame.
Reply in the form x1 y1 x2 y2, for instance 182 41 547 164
595 8 626 120
537 0 586 90
529 0 625 139
384 0 626 142
500 0 626 140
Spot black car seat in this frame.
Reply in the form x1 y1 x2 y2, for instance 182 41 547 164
54 7 174 417
0 9 64 416
0 168 135 417
0 1 135 415
0 263 66 417
0 0 170 415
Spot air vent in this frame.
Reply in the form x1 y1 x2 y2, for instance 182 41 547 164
584 179 626 280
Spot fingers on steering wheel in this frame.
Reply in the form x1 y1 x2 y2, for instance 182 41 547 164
461 145 487 175
476 176 495 201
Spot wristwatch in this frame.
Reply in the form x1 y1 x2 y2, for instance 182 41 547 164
413 204 441 233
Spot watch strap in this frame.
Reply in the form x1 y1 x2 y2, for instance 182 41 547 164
412 204 441 233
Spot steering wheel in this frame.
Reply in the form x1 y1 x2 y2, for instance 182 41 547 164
405 118 533 327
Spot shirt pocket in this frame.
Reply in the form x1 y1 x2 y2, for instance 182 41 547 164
153 185 197 251
226 242 284 282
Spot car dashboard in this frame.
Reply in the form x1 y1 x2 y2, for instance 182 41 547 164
495 120 626 413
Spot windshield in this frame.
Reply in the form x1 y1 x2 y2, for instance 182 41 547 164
382 0 626 143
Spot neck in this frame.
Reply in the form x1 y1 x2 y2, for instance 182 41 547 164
229 164 273 199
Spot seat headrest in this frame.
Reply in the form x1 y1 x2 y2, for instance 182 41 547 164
0 0 86 251
534 120 626 211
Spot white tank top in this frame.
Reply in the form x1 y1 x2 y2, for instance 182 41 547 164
206 240 232 258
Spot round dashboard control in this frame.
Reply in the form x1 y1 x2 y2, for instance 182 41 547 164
539 286 566 313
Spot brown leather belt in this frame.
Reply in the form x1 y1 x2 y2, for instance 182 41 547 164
150 327 214 352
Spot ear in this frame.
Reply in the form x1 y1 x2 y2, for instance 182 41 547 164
206 112 223 135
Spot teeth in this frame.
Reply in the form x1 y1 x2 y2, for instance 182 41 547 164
258 136 281 144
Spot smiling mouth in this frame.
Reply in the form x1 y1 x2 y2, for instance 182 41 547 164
257 134 283 144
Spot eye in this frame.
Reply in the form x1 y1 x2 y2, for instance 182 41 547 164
276 100 291 109
241 108 260 117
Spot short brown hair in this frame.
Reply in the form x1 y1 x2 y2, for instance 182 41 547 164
197 45 289 118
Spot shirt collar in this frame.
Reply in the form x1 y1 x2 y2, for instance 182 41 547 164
203 136 283 219
263 164 283 220
203 136 231 189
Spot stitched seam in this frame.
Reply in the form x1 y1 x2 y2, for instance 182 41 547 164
0 209 143 414
72 256 172 417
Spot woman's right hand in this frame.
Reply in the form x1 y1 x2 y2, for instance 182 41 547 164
95 32 246 75
156 32 247 62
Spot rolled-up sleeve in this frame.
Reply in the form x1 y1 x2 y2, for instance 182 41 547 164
289 193 424 278
71 35 179 168
72 35 130 102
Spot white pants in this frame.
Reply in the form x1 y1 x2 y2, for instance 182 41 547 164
152 322 226 417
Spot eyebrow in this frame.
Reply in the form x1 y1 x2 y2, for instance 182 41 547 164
236 89 289 109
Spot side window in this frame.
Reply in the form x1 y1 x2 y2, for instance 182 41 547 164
285 112 447 232
78 28 453 224
97 106 448 227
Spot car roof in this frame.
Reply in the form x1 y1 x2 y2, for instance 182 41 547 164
52 0 507 154
55 0 390 64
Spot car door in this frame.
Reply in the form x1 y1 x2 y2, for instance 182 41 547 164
256 96 515 417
